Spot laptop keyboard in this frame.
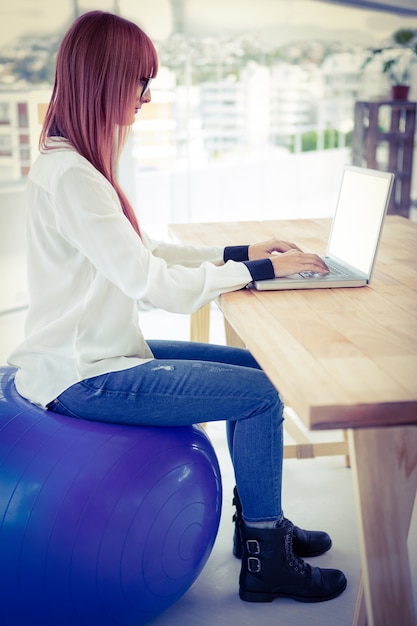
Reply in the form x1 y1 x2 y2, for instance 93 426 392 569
326 262 351 277
299 262 350 279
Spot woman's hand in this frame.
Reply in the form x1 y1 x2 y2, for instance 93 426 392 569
269 249 329 278
248 239 328 278
248 239 303 259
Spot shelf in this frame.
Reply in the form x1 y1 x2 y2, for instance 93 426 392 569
352 100 416 218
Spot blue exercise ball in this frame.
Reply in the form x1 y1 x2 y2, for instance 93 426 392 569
0 366 222 626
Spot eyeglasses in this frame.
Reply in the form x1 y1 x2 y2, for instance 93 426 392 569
139 76 152 100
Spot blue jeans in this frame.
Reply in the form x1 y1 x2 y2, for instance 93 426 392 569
48 340 284 523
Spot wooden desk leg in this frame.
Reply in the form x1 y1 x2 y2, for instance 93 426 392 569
190 303 211 343
224 318 246 349
349 426 417 626
343 429 351 468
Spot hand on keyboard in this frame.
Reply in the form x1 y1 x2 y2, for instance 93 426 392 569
269 250 329 278
299 271 327 278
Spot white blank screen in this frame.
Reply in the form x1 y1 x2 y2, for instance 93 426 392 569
328 168 392 275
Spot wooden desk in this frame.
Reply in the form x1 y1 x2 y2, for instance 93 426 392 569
169 217 417 626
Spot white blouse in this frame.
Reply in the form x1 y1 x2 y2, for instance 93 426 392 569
8 139 253 407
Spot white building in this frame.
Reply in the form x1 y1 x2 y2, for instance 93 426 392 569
0 87 51 182
199 78 245 156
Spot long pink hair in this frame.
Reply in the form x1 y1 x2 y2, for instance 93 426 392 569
40 11 158 236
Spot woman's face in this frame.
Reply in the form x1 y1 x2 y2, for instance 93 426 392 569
125 78 152 126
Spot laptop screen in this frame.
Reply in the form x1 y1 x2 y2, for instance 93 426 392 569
327 166 393 275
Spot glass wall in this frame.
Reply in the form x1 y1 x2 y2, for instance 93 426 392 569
1 0 416 234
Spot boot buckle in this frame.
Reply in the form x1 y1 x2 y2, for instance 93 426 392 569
247 556 261 573
246 539 260 554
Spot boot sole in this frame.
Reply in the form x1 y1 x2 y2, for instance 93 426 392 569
239 579 347 604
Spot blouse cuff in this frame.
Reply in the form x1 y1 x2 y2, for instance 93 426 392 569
243 259 275 282
223 245 249 262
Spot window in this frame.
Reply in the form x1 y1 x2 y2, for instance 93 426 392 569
0 134 12 157
1 1 416 218
127 1 417 229
17 103 28 128
19 147 31 161
0 103 10 125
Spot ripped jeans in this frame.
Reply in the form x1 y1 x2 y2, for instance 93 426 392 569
47 340 284 523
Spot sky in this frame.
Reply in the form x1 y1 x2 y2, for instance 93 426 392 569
0 0 416 48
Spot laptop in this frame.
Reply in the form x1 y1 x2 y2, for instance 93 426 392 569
251 165 394 291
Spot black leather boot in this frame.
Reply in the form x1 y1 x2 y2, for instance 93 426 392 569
233 486 332 559
239 523 347 603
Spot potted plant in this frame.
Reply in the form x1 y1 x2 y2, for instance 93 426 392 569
362 28 417 100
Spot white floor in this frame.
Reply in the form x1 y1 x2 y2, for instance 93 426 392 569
1 303 416 626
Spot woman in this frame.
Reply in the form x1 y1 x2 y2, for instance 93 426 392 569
9 11 346 605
